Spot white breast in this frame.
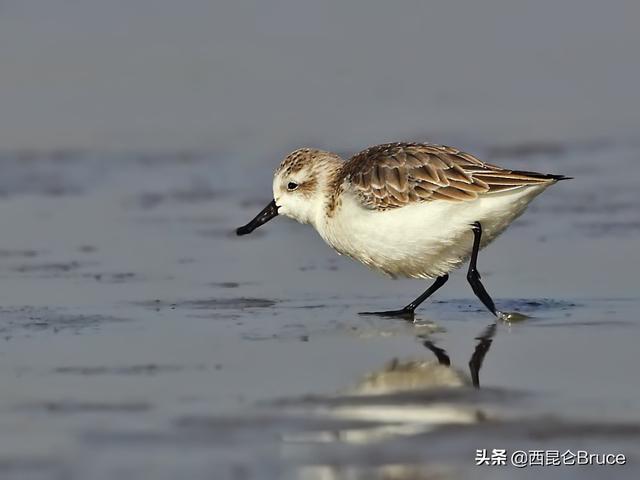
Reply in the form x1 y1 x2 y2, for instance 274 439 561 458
315 185 549 279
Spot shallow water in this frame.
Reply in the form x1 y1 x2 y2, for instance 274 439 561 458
0 141 639 479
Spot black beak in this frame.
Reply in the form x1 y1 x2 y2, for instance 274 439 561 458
236 199 279 236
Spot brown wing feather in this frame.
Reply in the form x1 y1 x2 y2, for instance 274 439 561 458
341 142 562 210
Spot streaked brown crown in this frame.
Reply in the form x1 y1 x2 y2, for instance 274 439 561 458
276 148 332 176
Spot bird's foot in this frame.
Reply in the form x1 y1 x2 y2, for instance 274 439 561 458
497 310 530 323
359 307 415 321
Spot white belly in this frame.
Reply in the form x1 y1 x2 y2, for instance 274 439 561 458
317 185 549 279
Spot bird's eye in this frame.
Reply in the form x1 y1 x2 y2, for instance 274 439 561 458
287 182 299 191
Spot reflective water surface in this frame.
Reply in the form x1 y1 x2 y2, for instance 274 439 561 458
1 2 640 478
0 140 639 479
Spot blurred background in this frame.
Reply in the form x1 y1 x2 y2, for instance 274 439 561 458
1 1 639 479
2 0 639 153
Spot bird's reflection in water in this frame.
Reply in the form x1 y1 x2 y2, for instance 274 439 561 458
284 324 499 480
422 322 496 389
296 464 452 480
352 322 497 395
283 322 499 441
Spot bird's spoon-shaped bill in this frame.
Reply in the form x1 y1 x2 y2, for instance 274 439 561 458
236 199 279 236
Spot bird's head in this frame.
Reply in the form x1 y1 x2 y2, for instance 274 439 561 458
236 148 342 235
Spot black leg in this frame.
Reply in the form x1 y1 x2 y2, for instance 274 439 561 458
468 323 497 389
359 274 449 319
467 222 500 317
422 340 451 366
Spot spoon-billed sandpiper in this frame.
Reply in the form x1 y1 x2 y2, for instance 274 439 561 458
237 142 569 319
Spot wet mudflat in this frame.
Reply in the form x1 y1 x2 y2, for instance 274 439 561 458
0 142 639 480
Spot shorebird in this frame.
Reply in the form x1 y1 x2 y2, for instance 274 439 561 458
237 142 569 319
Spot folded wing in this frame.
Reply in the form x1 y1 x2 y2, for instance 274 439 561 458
342 142 564 210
